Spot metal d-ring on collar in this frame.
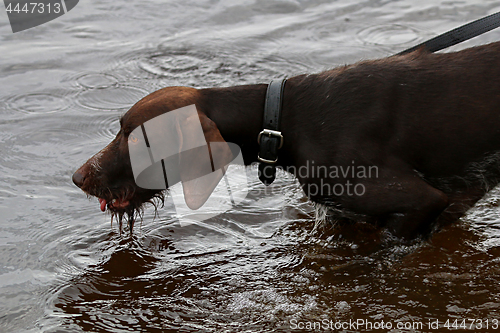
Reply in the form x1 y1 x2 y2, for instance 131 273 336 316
258 78 287 185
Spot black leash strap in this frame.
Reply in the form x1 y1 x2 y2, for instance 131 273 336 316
398 11 500 55
258 78 287 185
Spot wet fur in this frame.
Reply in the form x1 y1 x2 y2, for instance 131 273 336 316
73 41 500 240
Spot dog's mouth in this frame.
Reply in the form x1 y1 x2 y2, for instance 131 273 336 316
86 182 146 213
90 187 165 234
98 197 130 212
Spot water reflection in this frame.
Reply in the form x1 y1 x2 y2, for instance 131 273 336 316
1 0 500 332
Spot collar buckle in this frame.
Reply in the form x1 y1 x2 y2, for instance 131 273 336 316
257 129 284 149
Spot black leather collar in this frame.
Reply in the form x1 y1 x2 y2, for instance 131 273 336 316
258 78 287 185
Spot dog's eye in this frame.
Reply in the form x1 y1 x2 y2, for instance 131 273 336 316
129 134 139 144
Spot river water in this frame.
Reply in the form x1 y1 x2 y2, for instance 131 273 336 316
1 0 500 332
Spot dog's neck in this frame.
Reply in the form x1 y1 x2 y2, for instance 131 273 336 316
199 84 269 166
198 76 313 168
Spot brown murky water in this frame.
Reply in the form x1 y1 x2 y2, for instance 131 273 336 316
1 1 500 332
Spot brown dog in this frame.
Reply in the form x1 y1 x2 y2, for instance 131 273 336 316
73 41 500 239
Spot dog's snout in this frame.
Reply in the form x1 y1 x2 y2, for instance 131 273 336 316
72 170 85 188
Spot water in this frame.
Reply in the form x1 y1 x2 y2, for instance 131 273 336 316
1 0 500 332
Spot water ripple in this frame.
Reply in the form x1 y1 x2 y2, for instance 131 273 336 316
358 24 420 46
77 86 149 111
66 113 120 143
5 92 72 115
119 46 312 88
76 73 119 89
0 114 120 171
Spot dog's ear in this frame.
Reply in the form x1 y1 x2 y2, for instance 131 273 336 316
175 110 234 210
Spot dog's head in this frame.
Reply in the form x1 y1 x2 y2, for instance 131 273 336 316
72 87 234 228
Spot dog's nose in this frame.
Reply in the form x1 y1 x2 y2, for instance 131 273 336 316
72 170 85 188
